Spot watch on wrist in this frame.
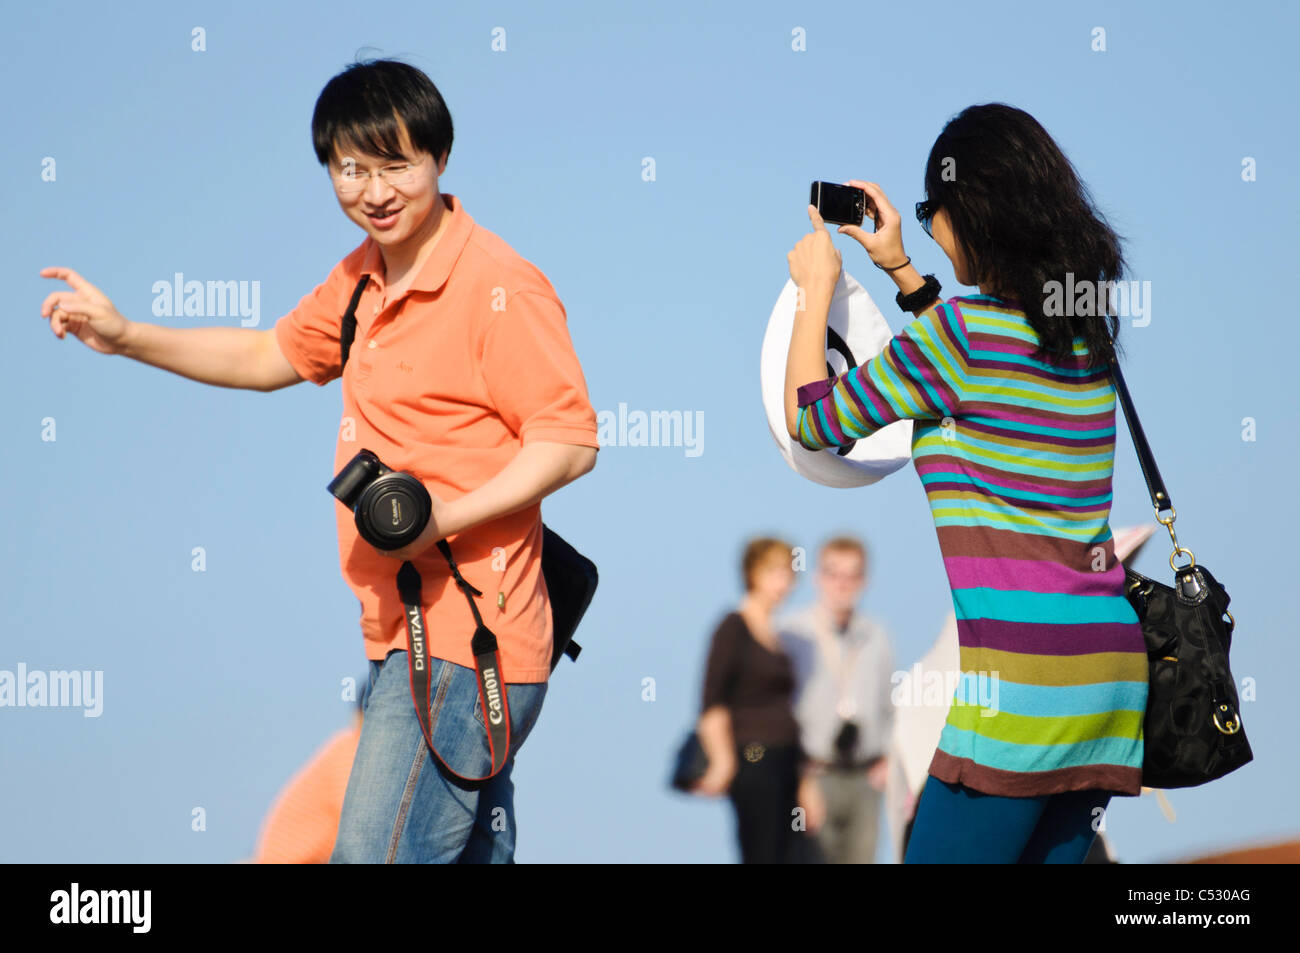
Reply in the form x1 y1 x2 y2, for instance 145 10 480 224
896 274 941 313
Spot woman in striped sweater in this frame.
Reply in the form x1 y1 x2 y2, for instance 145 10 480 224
783 103 1143 863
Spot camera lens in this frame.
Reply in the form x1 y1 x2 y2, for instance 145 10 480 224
332 451 432 551
363 488 419 543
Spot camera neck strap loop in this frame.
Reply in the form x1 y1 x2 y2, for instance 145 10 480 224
397 548 512 782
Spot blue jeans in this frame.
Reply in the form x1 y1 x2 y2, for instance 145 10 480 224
903 776 1112 864
330 650 548 863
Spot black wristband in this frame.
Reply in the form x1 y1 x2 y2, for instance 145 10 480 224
896 274 941 313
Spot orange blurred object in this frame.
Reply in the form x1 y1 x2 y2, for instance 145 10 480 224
1180 838 1300 864
252 725 362 864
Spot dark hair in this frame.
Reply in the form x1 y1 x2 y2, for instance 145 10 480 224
923 103 1126 369
311 58 454 169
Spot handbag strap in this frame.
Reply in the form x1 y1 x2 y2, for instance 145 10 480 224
1109 358 1195 571
1109 360 1170 513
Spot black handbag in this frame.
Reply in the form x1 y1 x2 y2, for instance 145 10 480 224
670 732 709 792
1111 361 1252 789
670 613 754 793
541 524 596 671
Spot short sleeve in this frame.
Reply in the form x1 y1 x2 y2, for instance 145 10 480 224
479 290 600 447
701 615 742 713
273 264 356 387
795 299 970 450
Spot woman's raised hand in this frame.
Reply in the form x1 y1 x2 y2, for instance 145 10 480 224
787 204 843 300
837 180 909 272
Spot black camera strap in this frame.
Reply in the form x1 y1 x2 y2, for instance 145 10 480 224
397 544 512 781
340 272 369 370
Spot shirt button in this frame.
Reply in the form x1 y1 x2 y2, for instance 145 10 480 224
367 339 377 349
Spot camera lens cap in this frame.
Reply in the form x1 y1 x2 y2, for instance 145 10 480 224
356 474 431 549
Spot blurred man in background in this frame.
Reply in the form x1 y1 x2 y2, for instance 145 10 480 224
779 536 895 863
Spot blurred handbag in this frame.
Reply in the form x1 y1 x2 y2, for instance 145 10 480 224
670 732 709 792
1111 362 1252 788
670 613 755 793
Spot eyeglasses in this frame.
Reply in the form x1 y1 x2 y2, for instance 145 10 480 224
915 199 940 238
819 568 865 582
330 156 425 194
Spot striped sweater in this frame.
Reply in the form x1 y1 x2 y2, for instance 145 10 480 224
795 294 1146 798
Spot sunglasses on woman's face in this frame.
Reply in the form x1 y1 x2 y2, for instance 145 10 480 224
915 199 940 238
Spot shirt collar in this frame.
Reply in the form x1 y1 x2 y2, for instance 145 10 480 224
811 602 863 641
359 192 474 296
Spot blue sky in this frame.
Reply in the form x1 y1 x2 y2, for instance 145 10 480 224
3 0 1296 863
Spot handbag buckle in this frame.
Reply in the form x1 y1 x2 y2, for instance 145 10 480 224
1156 505 1196 571
1212 702 1242 736
1126 573 1155 614
1175 567 1210 606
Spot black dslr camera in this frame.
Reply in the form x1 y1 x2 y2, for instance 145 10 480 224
833 720 860 767
328 449 431 550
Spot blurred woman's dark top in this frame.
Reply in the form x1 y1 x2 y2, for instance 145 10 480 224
701 611 801 747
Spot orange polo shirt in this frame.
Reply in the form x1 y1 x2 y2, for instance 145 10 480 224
275 193 599 682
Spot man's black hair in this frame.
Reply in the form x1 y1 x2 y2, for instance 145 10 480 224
312 58 454 169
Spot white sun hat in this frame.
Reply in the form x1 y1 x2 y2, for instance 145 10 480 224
760 271 914 488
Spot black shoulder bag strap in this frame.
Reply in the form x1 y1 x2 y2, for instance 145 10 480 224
1110 359 1171 516
340 273 370 371
341 273 512 783
1110 359 1200 574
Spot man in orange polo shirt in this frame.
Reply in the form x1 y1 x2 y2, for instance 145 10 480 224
40 58 599 863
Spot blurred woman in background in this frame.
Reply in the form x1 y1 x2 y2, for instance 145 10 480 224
693 536 825 863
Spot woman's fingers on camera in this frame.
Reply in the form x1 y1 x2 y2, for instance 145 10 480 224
843 179 878 215
807 202 831 232
838 223 869 246
862 181 899 221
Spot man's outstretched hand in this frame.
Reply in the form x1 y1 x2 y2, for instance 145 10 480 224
40 267 132 355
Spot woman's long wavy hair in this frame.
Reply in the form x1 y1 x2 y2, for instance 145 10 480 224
923 103 1126 369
